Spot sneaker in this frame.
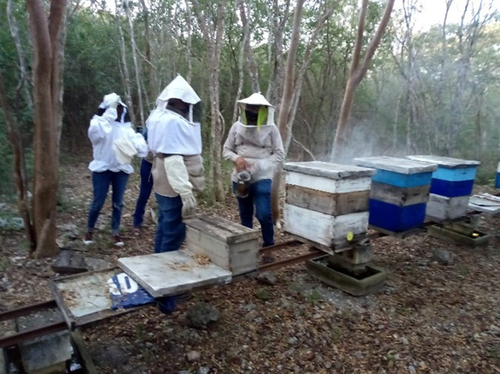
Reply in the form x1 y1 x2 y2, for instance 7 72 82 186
113 234 124 247
83 232 93 245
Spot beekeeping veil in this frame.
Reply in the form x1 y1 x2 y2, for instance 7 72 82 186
237 92 275 128
147 74 202 155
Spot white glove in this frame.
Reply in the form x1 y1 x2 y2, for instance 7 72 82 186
100 93 121 109
181 192 197 217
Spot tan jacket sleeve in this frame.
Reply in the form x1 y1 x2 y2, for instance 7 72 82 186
222 124 240 163
269 126 285 165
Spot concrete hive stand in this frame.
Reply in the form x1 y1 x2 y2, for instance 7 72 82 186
283 161 386 296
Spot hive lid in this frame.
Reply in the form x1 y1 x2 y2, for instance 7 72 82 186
354 156 437 174
407 155 480 168
283 161 375 180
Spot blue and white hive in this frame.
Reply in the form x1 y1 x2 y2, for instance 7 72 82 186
407 155 480 221
355 156 437 233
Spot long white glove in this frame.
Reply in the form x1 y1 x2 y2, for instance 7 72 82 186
100 93 121 109
163 155 197 217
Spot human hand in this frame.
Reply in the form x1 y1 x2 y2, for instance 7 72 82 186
103 93 121 109
235 157 247 172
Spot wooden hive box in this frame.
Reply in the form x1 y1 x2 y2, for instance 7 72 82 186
184 215 260 276
355 156 437 233
283 161 376 252
407 155 480 221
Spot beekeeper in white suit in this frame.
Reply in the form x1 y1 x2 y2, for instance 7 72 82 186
83 93 147 247
147 74 205 255
223 93 284 258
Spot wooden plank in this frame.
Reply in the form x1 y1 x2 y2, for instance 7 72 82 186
283 161 375 180
118 250 232 298
407 155 480 168
469 195 500 215
370 182 430 207
355 156 437 174
286 171 371 194
286 185 369 215
69 329 98 374
283 204 368 248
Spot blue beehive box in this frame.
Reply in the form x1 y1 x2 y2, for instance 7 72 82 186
355 156 437 232
407 155 480 221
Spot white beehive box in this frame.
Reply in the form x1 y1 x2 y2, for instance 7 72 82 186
185 215 260 276
283 161 376 252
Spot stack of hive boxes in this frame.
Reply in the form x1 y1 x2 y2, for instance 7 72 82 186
407 155 480 221
354 156 437 233
283 161 375 252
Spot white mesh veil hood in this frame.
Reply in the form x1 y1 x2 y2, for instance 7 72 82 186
237 92 275 127
156 74 201 122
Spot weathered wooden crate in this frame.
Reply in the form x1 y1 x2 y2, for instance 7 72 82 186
355 156 437 233
184 215 260 276
407 155 480 221
283 161 375 252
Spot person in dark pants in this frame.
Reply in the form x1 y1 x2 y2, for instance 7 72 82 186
84 93 147 247
132 127 154 229
223 93 284 262
146 75 205 313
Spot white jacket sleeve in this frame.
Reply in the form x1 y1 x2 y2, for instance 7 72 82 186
163 155 193 196
222 124 240 162
126 129 148 158
88 108 117 144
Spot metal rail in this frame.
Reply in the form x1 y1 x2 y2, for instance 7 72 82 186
0 321 67 349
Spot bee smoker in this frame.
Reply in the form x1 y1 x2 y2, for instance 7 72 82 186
236 171 251 198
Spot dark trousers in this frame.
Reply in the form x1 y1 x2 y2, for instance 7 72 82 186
133 159 154 227
233 178 274 247
154 193 184 314
87 170 129 234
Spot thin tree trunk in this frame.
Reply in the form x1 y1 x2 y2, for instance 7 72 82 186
185 0 193 83
115 1 136 123
7 0 33 111
331 0 395 161
238 0 260 93
0 68 35 251
27 0 67 258
125 3 145 126
139 0 155 103
271 0 305 227
232 13 247 124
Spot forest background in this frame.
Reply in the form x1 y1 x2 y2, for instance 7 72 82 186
0 0 499 254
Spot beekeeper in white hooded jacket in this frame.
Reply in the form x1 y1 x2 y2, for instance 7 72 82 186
223 93 284 253
84 93 147 247
147 74 205 255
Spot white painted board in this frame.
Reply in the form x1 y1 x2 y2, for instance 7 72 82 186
407 155 480 168
118 250 232 298
426 194 469 221
283 204 369 248
354 156 437 174
286 172 371 194
469 194 500 215
284 161 375 180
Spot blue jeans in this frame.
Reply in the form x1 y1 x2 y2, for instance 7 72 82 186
133 159 153 227
154 193 184 314
87 170 129 235
233 179 274 247
154 193 185 253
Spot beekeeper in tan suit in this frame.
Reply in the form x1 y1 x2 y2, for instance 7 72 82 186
223 93 284 254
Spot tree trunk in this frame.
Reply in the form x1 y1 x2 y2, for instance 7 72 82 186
238 0 260 93
185 0 193 83
139 0 155 103
270 0 305 227
125 3 145 126
7 0 33 111
0 69 35 251
191 0 227 203
115 1 136 124
27 0 67 258
331 0 395 161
